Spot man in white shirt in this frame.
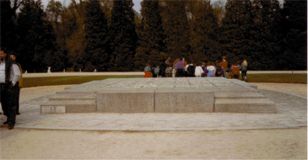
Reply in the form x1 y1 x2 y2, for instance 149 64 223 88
0 49 21 129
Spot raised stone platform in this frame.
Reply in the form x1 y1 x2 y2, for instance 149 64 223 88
40 78 276 114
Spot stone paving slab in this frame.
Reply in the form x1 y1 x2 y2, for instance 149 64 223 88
41 99 96 114
155 89 214 112
97 89 155 113
215 91 265 98
215 100 276 113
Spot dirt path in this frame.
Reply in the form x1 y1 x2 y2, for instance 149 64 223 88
20 85 72 103
0 128 306 159
252 82 307 98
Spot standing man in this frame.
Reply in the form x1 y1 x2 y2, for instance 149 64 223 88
0 49 21 129
220 56 228 78
10 54 23 114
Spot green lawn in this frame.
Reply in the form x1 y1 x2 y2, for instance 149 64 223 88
247 73 307 84
22 73 306 88
22 75 143 88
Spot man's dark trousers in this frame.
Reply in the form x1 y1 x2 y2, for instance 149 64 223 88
1 83 18 126
16 83 20 114
0 83 9 116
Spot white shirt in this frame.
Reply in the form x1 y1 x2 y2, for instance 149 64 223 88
207 65 216 77
194 66 204 77
0 61 5 83
0 61 21 86
185 64 189 71
207 65 216 72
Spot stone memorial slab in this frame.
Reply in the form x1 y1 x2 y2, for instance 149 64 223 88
40 77 277 114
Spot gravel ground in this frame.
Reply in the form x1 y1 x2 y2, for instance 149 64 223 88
0 128 306 159
252 82 307 98
0 83 306 159
19 85 72 103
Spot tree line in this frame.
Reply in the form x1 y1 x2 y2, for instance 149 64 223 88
1 0 306 72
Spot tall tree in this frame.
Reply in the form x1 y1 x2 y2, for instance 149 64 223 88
16 0 65 72
161 0 190 59
109 0 137 71
81 0 110 71
46 0 63 25
0 0 17 52
212 0 225 27
280 0 307 70
220 0 254 65
46 0 66 46
134 0 166 69
190 0 220 62
60 2 87 70
250 0 282 69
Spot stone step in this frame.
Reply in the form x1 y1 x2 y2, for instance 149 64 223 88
214 98 276 113
216 98 274 104
215 92 265 99
55 91 95 95
49 94 96 101
45 100 96 106
41 100 96 114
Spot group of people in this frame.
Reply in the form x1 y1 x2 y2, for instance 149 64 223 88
0 48 22 130
144 56 248 81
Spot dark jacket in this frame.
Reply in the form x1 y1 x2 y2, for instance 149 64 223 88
4 56 13 84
